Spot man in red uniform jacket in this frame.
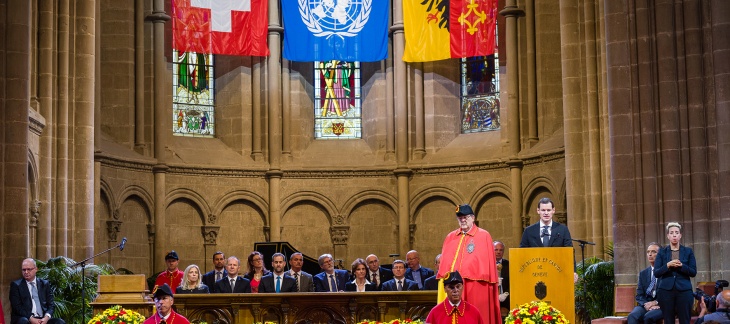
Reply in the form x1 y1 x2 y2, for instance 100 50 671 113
426 271 483 324
155 251 184 291
437 204 501 324
143 284 190 324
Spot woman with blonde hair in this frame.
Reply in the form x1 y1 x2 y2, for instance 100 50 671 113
654 222 697 324
176 264 210 294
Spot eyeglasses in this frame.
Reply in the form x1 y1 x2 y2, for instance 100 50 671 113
22 268 36 272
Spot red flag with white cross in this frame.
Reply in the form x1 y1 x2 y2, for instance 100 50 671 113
171 0 269 56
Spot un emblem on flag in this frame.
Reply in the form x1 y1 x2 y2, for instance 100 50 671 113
299 0 372 38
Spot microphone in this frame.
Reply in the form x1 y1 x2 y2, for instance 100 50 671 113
571 238 595 245
119 237 127 251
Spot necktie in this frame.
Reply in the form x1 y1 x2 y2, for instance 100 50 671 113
371 272 378 286
216 271 222 281
329 274 337 292
397 280 403 291
30 281 43 316
276 276 281 293
541 226 550 246
230 278 236 292
294 272 300 292
646 271 656 297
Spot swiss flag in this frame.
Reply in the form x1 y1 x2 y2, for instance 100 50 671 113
172 0 269 56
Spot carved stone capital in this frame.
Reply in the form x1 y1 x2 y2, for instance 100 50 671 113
332 214 346 226
330 226 350 245
113 208 121 220
29 200 41 227
147 224 155 243
202 226 220 245
107 220 122 241
409 224 417 246
521 214 531 230
263 226 271 242
555 211 567 224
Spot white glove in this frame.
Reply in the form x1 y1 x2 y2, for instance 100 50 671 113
499 292 509 302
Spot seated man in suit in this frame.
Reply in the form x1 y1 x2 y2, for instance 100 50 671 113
9 258 66 324
259 253 297 293
288 252 314 292
423 254 441 291
202 251 227 289
313 254 350 292
381 260 419 291
405 250 434 290
365 254 393 291
213 256 252 293
494 241 510 310
628 243 663 324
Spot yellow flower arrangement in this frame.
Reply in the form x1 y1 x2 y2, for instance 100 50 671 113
358 319 424 324
505 301 569 324
87 305 145 324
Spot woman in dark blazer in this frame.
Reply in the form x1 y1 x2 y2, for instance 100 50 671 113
345 258 377 292
654 222 697 324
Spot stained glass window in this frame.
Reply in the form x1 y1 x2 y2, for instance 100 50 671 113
314 60 361 139
460 26 500 133
173 50 215 137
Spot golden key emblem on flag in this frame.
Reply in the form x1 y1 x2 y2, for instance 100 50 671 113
458 0 487 35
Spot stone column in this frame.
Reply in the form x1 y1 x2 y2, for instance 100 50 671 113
202 225 220 272
385 49 395 161
413 63 425 159
282 58 292 161
500 0 524 240
148 0 170 271
37 0 55 260
251 57 263 161
73 0 96 259
525 0 538 146
134 0 147 153
330 220 349 268
56 0 70 257
267 0 283 241
2 0 31 297
392 0 411 257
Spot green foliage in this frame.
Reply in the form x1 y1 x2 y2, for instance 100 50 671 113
35 256 122 324
575 242 615 324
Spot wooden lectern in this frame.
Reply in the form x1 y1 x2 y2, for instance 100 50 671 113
90 274 154 318
509 247 575 324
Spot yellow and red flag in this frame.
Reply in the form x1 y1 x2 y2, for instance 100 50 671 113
403 0 497 62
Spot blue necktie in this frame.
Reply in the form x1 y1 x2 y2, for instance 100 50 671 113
276 276 281 293
329 274 337 292
646 271 656 297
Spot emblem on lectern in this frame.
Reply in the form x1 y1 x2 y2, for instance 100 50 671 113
535 281 547 300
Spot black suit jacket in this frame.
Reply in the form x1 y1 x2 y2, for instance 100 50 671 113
313 269 350 292
423 275 438 291
368 267 393 290
344 280 377 292
213 276 252 293
519 221 573 247
653 245 696 292
259 273 297 293
635 266 658 306
381 278 419 291
9 278 56 322
405 266 435 289
498 259 510 308
202 269 227 289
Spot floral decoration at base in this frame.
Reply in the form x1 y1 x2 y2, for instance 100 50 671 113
87 305 146 324
505 301 569 324
358 319 424 324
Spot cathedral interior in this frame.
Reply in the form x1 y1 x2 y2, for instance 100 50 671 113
1 0 729 318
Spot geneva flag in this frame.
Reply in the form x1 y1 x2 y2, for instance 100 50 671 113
172 0 269 56
282 0 389 62
404 0 497 62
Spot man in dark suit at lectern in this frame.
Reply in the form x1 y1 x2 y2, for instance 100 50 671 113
519 197 572 248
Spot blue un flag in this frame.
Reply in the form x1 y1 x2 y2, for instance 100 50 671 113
282 0 389 62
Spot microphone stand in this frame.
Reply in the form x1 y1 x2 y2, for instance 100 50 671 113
69 240 125 323
572 238 595 322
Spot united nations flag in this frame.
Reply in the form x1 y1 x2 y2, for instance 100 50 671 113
282 0 389 62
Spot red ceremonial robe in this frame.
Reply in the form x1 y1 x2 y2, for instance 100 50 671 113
143 311 190 324
155 269 184 291
438 225 501 324
426 300 484 324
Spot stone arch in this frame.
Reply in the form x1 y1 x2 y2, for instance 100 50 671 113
469 181 512 208
99 178 116 216
281 191 339 224
410 186 464 222
341 189 398 222
27 150 39 200
212 190 268 225
522 176 559 212
117 185 153 223
166 188 212 224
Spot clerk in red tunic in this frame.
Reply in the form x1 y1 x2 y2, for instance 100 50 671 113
437 204 501 324
144 284 190 324
155 251 184 291
426 271 484 324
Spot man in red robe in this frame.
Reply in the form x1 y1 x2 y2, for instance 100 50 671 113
144 284 190 324
426 271 484 324
437 204 501 324
155 251 184 291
